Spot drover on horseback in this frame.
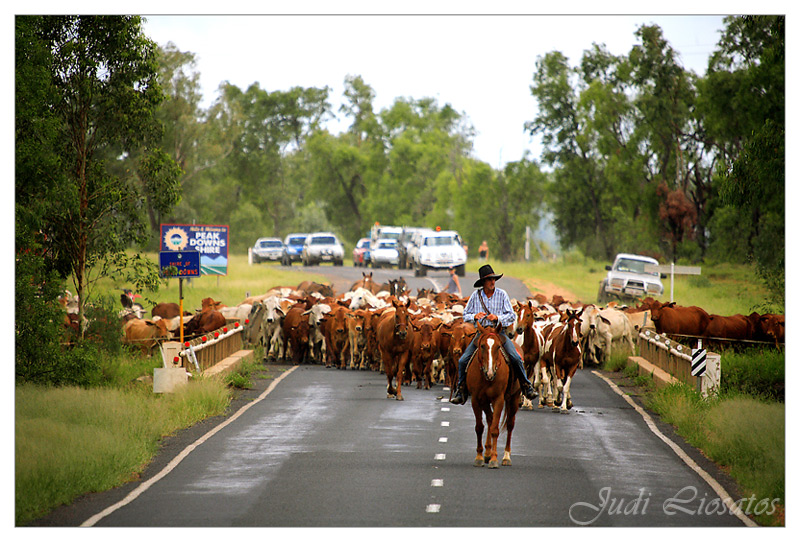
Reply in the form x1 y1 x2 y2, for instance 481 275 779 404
450 264 538 405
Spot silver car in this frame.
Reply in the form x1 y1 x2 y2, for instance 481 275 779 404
301 232 345 266
598 253 666 303
252 237 284 263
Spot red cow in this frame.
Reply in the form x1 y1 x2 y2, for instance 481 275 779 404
282 303 312 364
704 314 754 341
649 301 711 337
439 321 477 399
376 299 414 400
322 304 351 369
346 309 370 370
184 309 226 337
152 302 192 319
758 313 785 348
409 318 442 390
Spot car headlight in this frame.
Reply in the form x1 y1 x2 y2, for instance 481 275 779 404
646 283 662 294
610 278 625 288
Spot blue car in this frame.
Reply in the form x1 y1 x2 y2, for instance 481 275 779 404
281 233 308 266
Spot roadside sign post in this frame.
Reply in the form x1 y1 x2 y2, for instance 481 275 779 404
159 250 201 345
645 263 702 302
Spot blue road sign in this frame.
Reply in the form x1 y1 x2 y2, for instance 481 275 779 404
159 251 201 278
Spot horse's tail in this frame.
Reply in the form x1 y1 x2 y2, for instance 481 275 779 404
500 408 509 432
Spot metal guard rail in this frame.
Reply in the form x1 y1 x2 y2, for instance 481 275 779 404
171 321 245 372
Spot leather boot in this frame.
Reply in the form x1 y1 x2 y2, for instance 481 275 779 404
450 384 468 404
521 382 538 401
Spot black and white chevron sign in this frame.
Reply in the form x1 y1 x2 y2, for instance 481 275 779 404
691 348 707 376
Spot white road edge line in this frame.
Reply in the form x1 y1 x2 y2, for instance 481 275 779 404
591 370 757 527
81 366 300 527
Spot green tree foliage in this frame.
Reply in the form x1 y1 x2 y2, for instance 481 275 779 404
711 16 784 304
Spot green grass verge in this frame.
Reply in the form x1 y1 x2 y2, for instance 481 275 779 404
645 385 785 526
15 378 231 525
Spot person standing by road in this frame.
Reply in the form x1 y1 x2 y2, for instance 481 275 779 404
450 264 537 405
478 240 489 261
445 266 462 297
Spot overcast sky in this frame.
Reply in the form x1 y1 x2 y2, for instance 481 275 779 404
141 10 728 168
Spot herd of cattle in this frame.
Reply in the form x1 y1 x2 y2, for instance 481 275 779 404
59 271 785 408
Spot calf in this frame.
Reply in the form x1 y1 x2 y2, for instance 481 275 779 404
346 309 370 369
123 318 172 356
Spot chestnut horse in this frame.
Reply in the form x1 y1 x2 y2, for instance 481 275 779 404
466 321 521 468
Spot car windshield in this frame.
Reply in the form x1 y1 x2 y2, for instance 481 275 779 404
312 236 337 245
259 240 282 248
382 232 401 241
616 258 658 276
288 237 305 246
358 240 370 248
424 236 455 247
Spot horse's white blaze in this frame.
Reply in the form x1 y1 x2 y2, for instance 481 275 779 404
486 337 495 376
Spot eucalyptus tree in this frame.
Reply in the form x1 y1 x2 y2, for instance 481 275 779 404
16 15 181 336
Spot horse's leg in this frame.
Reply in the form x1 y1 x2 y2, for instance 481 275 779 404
383 351 396 398
472 402 485 467
559 374 573 412
553 365 565 412
502 395 519 466
395 352 407 401
487 398 504 469
540 363 552 407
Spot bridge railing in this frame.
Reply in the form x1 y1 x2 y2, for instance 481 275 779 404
637 330 720 397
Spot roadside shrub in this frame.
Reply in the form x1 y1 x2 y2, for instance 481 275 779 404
721 347 784 402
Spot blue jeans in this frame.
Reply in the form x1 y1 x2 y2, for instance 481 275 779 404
456 332 531 390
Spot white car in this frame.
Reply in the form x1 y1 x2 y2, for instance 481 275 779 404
371 238 399 268
413 230 467 277
598 253 666 303
252 237 284 263
301 232 345 266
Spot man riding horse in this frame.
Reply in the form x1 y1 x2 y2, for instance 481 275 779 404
450 264 538 405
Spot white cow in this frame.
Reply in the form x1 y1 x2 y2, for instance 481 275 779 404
304 302 331 364
257 296 288 361
583 305 636 364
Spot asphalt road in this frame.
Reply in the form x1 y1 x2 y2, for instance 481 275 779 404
75 364 745 527
304 263 532 300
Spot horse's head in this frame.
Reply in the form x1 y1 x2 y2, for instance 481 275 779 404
392 298 410 341
476 321 505 381
564 308 585 347
517 301 535 335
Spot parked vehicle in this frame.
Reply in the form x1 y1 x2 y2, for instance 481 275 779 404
302 232 345 266
412 230 467 277
281 233 308 266
598 253 666 303
369 224 402 247
371 238 400 268
353 238 371 267
397 227 430 269
252 237 284 263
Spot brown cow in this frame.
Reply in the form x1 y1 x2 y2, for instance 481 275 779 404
297 280 335 298
184 309 226 338
758 313 785 348
123 318 172 355
346 309 370 370
409 318 442 390
439 321 477 399
322 304 351 369
649 301 711 337
376 298 414 400
282 303 312 364
704 314 754 341
152 302 192 319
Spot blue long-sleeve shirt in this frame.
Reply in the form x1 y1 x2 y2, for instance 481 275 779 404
463 288 516 329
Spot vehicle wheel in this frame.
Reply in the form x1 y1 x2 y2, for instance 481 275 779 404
456 264 465 277
335 260 343 266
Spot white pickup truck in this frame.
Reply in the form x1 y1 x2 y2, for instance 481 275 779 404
412 229 467 277
598 253 666 303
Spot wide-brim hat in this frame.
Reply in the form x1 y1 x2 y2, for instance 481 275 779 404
473 264 503 288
